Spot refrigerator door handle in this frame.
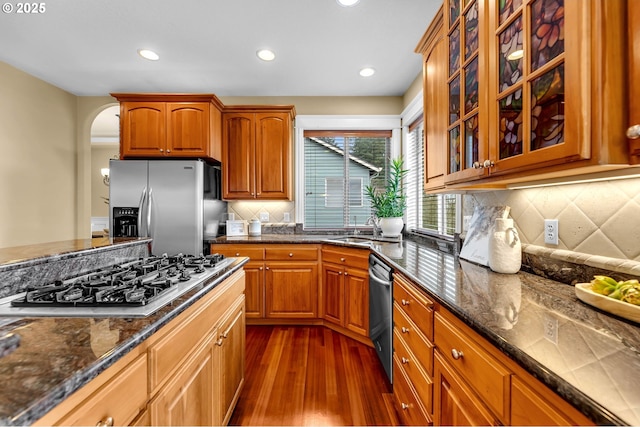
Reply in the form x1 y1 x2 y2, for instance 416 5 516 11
137 186 147 237
147 187 154 238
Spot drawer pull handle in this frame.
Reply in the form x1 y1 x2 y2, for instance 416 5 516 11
401 403 409 410
401 327 409 333
401 357 409 364
451 348 464 360
401 299 410 306
96 417 114 427
289 253 293 257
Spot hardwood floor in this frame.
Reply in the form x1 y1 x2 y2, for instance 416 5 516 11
230 325 399 426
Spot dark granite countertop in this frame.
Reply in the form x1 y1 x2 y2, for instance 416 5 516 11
212 234 640 425
0 258 248 426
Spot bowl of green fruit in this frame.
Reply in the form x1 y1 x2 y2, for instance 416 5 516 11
575 276 640 323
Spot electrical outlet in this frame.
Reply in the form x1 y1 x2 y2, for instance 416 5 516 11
283 212 290 222
544 219 559 245
543 315 558 344
259 212 269 222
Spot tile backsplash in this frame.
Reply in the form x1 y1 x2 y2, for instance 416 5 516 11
229 201 295 224
464 177 640 262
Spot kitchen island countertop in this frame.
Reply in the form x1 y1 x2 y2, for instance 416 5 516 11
212 234 640 425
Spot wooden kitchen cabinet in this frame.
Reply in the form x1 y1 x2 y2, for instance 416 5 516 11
112 93 224 162
628 0 640 164
211 244 319 320
417 0 632 191
150 334 218 426
35 269 245 427
210 244 266 319
415 6 448 191
222 106 295 200
321 245 370 338
393 273 435 424
218 296 246 425
434 351 499 426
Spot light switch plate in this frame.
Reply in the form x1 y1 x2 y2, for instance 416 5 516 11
260 212 269 222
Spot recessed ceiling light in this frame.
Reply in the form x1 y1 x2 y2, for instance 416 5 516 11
337 0 360 6
257 49 276 61
359 67 375 77
138 49 159 61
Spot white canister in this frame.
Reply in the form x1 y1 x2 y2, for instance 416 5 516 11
249 218 262 236
488 218 521 274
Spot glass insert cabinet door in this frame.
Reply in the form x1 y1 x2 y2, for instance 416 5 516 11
445 0 489 184
487 0 593 176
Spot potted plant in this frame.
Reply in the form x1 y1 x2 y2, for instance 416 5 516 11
364 157 408 237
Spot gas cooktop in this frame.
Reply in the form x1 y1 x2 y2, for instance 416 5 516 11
0 254 238 318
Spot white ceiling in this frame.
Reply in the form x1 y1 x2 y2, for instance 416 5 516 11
0 0 440 97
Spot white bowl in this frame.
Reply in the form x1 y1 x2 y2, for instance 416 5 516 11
575 283 640 323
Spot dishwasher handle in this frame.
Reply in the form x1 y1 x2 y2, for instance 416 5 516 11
369 267 392 287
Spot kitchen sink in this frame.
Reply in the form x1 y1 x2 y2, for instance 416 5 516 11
324 235 401 247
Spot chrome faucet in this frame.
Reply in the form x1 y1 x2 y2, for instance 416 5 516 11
353 215 359 235
365 215 380 238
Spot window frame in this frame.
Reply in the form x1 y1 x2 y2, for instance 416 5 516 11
295 115 401 228
401 91 462 238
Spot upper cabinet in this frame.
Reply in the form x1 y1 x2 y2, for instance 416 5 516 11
222 106 295 200
418 0 632 190
628 0 640 164
111 93 224 162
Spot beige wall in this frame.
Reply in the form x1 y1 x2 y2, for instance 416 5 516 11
0 62 77 248
403 72 423 110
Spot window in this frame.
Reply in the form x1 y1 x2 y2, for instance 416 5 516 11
303 130 392 229
404 114 460 237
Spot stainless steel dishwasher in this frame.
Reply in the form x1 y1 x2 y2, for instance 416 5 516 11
369 253 393 383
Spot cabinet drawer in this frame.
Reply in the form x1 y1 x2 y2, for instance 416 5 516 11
212 245 265 260
393 354 432 426
394 302 434 376
434 312 511 420
265 245 318 260
57 355 147 426
321 247 369 270
394 274 434 341
394 328 433 414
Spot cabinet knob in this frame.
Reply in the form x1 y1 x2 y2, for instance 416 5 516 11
266 266 270 270
215 338 224 346
401 357 409 364
401 299 410 306
159 148 164 152
235 253 240 256
289 253 293 257
627 124 640 139
166 149 171 153
338 272 342 275
96 417 114 427
259 267 263 271
401 327 409 333
340 257 345 262
451 348 464 360
483 159 495 168
344 272 348 276
473 161 482 169
401 403 409 410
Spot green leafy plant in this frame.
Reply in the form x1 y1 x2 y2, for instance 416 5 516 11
364 157 409 218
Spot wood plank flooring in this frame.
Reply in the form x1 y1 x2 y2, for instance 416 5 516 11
230 325 399 426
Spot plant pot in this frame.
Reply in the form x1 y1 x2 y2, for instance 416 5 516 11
379 217 404 237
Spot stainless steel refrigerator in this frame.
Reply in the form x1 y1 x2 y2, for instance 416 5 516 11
109 159 226 256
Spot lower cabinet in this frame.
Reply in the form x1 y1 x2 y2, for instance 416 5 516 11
35 270 246 427
433 351 498 426
150 335 218 426
265 261 318 318
395 274 594 427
